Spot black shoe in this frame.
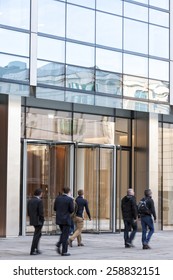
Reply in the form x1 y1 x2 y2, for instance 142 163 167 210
143 244 150 249
36 250 42 254
30 251 38 255
61 253 71 256
125 244 131 248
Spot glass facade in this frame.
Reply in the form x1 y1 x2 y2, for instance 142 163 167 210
0 0 169 111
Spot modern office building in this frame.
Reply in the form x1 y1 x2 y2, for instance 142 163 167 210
0 0 172 237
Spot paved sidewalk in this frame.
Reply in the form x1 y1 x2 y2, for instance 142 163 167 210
0 231 173 260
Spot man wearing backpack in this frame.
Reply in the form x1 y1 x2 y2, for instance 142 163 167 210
121 188 138 248
138 189 156 249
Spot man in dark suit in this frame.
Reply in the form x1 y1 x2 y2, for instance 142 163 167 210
54 187 74 256
27 188 44 255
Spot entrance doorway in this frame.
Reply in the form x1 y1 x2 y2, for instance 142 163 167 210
23 141 131 235
23 141 74 234
75 143 115 232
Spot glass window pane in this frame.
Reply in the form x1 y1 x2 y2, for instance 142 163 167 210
67 5 95 43
149 9 169 27
149 25 169 58
149 80 169 102
96 71 122 95
0 28 29 56
96 0 122 15
0 53 29 81
149 103 169 114
66 65 94 91
66 42 94 67
123 99 149 112
0 81 29 96
36 87 65 102
149 59 169 81
37 61 65 87
65 90 94 105
0 0 30 29
96 48 122 73
95 95 122 109
115 118 131 146
96 12 122 49
38 0 65 37
123 75 148 99
124 19 148 54
67 0 95 8
149 0 169 10
73 113 115 144
37 37 65 63
124 54 148 77
124 3 148 22
26 108 72 141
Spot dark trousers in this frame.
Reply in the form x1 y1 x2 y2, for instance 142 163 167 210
141 215 154 245
124 219 137 245
30 225 42 253
57 224 70 254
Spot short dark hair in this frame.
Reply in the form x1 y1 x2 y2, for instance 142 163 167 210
78 189 84 196
144 189 152 197
62 187 70 194
34 188 43 196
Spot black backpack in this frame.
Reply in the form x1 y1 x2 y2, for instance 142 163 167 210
138 199 150 215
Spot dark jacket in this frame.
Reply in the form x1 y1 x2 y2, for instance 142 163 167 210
27 196 44 226
140 196 156 220
121 195 137 220
75 196 91 219
54 194 74 226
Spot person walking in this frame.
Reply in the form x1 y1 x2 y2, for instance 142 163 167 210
54 187 74 256
138 189 156 249
27 188 44 255
68 189 91 247
121 188 138 248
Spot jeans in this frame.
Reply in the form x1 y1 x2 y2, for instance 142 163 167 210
123 219 137 245
141 215 154 245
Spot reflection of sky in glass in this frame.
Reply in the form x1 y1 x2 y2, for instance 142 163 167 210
96 0 122 15
124 19 148 54
68 0 95 8
66 42 94 67
67 5 95 43
149 59 169 81
0 0 30 29
96 12 122 48
124 54 148 77
0 28 29 56
37 36 65 62
129 0 148 4
150 0 169 10
124 2 148 22
149 9 169 27
149 26 169 58
38 0 65 37
96 48 122 73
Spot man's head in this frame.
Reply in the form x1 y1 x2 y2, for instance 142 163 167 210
78 189 84 196
144 189 152 197
34 188 43 197
127 188 134 196
62 187 71 194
